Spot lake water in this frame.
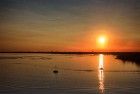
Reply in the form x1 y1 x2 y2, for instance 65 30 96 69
0 53 140 94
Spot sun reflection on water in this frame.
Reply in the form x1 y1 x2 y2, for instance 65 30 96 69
98 54 104 94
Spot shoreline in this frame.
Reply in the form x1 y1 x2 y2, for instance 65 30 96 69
0 52 140 54
0 52 140 64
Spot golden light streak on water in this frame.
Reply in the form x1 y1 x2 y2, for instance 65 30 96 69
98 54 104 94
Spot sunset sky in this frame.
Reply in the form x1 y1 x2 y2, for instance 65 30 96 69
0 0 140 52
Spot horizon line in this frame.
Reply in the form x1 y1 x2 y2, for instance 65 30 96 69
0 51 140 54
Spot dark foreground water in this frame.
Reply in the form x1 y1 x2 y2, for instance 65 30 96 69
0 53 140 94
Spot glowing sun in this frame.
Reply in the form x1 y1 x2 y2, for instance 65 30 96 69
98 36 106 45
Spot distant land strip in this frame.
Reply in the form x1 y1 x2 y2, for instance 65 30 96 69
0 51 140 63
0 51 140 55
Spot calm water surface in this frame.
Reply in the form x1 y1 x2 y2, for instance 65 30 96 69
0 53 140 94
